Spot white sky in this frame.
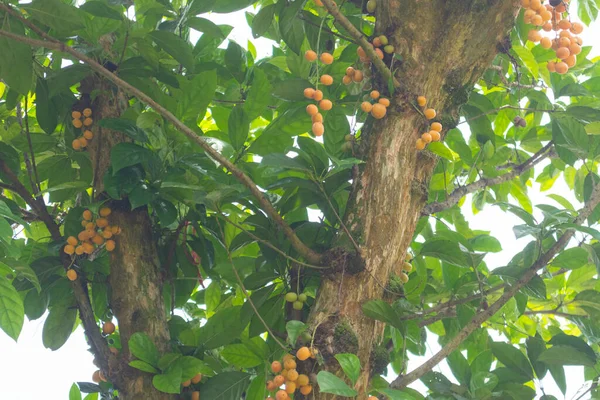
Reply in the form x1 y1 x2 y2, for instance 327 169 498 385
2 2 600 399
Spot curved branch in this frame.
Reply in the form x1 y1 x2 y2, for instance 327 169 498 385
391 184 600 389
0 28 322 265
422 141 554 216
320 0 401 88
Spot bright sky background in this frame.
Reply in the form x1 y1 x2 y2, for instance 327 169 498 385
2 2 600 399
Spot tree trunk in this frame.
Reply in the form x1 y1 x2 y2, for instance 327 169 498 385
84 77 174 400
309 1 519 398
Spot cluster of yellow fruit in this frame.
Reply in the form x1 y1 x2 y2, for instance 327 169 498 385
182 373 203 400
304 50 335 137
399 253 413 283
361 90 389 120
71 108 94 150
522 0 583 74
285 291 308 310
415 96 442 150
266 348 314 400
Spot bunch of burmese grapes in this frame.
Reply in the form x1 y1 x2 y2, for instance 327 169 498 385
361 90 390 120
71 108 94 150
285 291 308 310
64 207 121 279
522 0 583 74
415 96 442 150
304 50 335 137
399 253 413 283
266 348 314 399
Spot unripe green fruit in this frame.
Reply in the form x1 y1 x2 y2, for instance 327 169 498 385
341 142 353 152
285 292 298 302
298 293 308 302
402 262 413 272
366 0 376 13
344 134 354 142
293 301 304 310
384 45 395 54
379 35 389 46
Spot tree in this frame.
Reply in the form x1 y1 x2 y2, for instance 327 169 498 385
1 0 600 398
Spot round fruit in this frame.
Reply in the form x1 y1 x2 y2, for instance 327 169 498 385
357 47 367 58
370 90 380 99
313 90 324 101
540 37 552 49
75 245 85 255
83 130 94 140
79 137 88 148
555 61 569 74
84 222 94 231
111 226 122 235
320 74 334 85
342 75 352 84
92 370 101 383
430 131 441 141
72 139 82 150
558 37 571 48
191 373 202 384
67 236 78 246
531 15 542 26
421 132 432 143
102 229 113 239
570 43 582 55
96 218 109 228
374 48 384 59
378 98 390 107
402 262 413 272
384 45 395 54
83 118 93 127
293 301 303 310
73 119 83 129
571 22 584 34
361 101 373 113
191 392 200 400
285 381 296 394
372 37 382 47
304 50 317 62
102 321 115 335
298 293 307 302
67 269 77 281
274 374 285 386
319 99 333 111
296 374 309 387
182 380 191 387
320 52 334 64
542 22 552 31
379 35 388 45
64 244 75 255
275 390 288 400
83 242 95 254
352 70 364 82
287 369 299 381
312 122 324 137
424 108 436 119
284 359 296 370
267 380 277 391
547 60 556 72
297 346 311 361
556 47 570 60
285 292 298 302
366 0 376 12
83 210 93 220
72 111 82 119
405 253 413 262
430 122 442 132
415 138 426 150
300 385 313 395
306 104 318 116
304 88 315 99
312 113 324 123
399 272 409 283
83 108 92 117
272 361 282 373
417 96 427 107
99 207 111 217
368 396 378 400
92 235 105 245
565 55 576 67
346 67 355 76
371 103 387 119
105 240 116 252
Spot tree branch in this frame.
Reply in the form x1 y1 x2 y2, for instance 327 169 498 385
0 26 323 265
422 141 554 216
391 184 600 389
320 0 401 88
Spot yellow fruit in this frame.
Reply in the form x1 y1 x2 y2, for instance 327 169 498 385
402 261 413 272
102 321 115 335
370 90 380 100
304 88 315 99
297 346 311 361
285 381 296 394
304 50 317 62
399 272 409 283
378 98 390 107
300 385 312 395
319 99 333 111
284 359 296 370
72 111 82 119
296 374 309 387
430 130 441 141
67 236 78 246
421 132 432 143
371 103 387 119
424 108 436 119
415 138 426 150
417 96 427 107
83 210 93 220
83 108 92 117
83 117 93 126
105 240 116 252
75 245 85 255
72 139 82 150
191 373 202 384
431 122 442 132
287 369 299 382
540 37 552 49
320 52 333 64
361 101 373 113
83 130 94 140
274 375 285 386
313 90 324 101
64 244 75 255
306 104 319 116
67 269 78 281
312 122 325 137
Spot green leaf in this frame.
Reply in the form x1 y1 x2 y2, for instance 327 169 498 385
129 360 160 374
42 305 77 350
24 289 48 321
420 238 468 268
286 320 307 346
35 78 57 134
362 300 404 331
278 3 304 54
245 375 267 400
0 15 32 95
188 17 224 38
23 0 85 33
324 107 350 157
378 389 418 400
152 199 177 226
129 332 160 366
272 79 314 102
244 69 272 121
490 342 534 380
199 371 250 400
110 143 156 174
69 383 82 400
552 117 588 164
175 356 210 381
149 31 195 71
152 363 182 394
97 118 148 143
79 1 123 20
6 260 41 292
221 343 264 368
552 247 589 269
316 371 358 397
538 345 596 366
512 45 539 79
0 275 24 341
334 353 361 385
228 106 249 150
251 5 275 38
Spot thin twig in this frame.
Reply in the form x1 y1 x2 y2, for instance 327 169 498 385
0 26 323 265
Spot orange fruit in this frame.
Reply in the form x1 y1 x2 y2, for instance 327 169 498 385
96 218 109 228
85 222 94 230
540 37 552 49
319 99 333 111
72 119 83 128
300 385 312 395
72 111 82 119
92 370 101 383
361 101 373 113
372 37 382 47
313 90 324 101
83 108 92 117
267 380 277 391
556 47 570 59
83 130 94 140
75 245 85 255
370 90 380 99
296 374 309 387
287 369 299 381
275 390 288 400
527 30 541 43
92 235 105 245
83 210 92 220
285 381 296 394
320 52 333 64
312 122 324 137
542 22 552 31
374 48 384 59
417 96 427 107
102 229 113 239
531 15 543 26
83 118 93 127
191 374 202 384
67 236 78 246
83 242 95 254
346 67 355 76
304 50 317 62
571 22 584 34
357 47 367 58
99 207 111 217
78 137 88 148
274 374 285 386
102 321 115 335
421 132 432 143
565 55 576 67
72 139 82 150
558 19 571 30
368 396 378 400
297 346 311 361
304 88 315 99
430 130 441 141
342 75 352 85
378 98 390 107
312 113 323 123
547 60 556 72
558 37 571 48
182 380 191 387
569 43 582 55
371 103 387 119
306 104 319 116
540 10 552 21
67 269 78 281
191 392 200 400
431 122 442 132
415 138 426 150
320 74 334 86
284 359 296 370
64 244 75 255
530 0 541 9
520 0 530 6
352 70 364 82
424 108 436 119
111 226 122 235
105 240 116 252
271 361 283 374
77 231 88 241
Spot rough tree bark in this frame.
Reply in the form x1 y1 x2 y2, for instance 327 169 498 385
308 1 520 398
83 77 174 400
